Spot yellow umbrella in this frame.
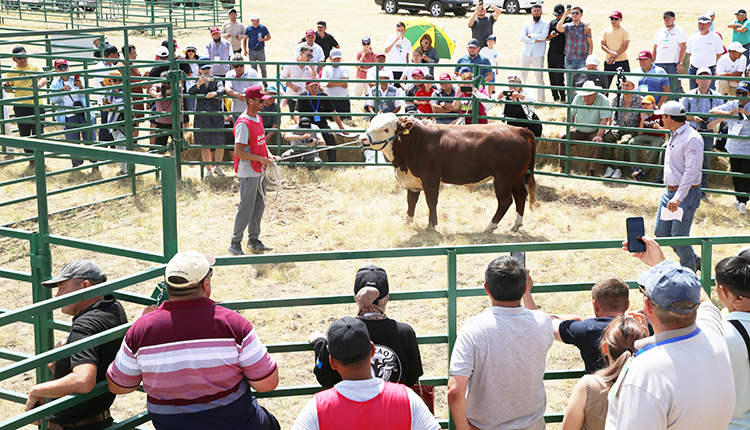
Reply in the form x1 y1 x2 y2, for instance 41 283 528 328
403 18 456 60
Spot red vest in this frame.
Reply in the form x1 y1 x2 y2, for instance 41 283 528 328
232 115 267 173
315 381 411 430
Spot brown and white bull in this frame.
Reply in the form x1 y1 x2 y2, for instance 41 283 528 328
359 113 537 232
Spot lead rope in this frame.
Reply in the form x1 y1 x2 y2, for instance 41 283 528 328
258 139 362 227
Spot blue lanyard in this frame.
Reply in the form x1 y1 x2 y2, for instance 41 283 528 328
306 91 320 112
635 327 701 357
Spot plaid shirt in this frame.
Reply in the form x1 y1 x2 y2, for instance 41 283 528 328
563 22 589 61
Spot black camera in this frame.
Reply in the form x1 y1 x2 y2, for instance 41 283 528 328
503 90 514 97
305 137 315 144
459 85 473 93
72 100 83 107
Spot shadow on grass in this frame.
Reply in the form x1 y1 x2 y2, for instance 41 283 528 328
395 228 551 249
535 183 654 216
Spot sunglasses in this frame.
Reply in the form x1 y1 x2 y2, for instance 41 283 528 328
736 91 749 96
610 17 620 20
637 283 648 296
233 65 244 69
304 53 313 58
56 65 69 70
186 49 196 53
571 11 581 15
363 42 371 46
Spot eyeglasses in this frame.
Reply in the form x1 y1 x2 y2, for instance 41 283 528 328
571 11 581 15
201 268 213 283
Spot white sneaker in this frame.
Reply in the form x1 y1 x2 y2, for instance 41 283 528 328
611 169 622 179
205 169 213 177
735 201 741 210
603 166 615 178
740 203 747 216
214 166 225 177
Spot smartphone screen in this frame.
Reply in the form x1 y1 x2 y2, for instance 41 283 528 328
626 217 646 253
510 251 526 268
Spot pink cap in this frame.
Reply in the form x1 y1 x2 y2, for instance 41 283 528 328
439 73 452 81
53 58 68 68
209 26 220 34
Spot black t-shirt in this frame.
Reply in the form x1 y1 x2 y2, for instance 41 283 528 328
261 102 279 130
312 317 423 387
49 296 127 424
295 91 337 124
148 61 193 80
548 16 573 54
470 15 497 48
315 33 339 60
558 317 613 374
571 70 607 89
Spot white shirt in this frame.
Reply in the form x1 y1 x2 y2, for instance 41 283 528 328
663 123 706 202
716 52 748 75
652 25 688 64
384 34 410 72
225 67 261 113
724 312 750 430
606 302 734 430
366 66 393 82
520 18 549 58
91 60 113 105
479 46 499 65
320 64 350 98
686 31 724 68
401 65 430 80
280 63 315 96
290 378 440 430
294 42 325 63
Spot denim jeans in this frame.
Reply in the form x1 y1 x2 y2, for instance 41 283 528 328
700 135 714 189
654 186 701 271
64 114 92 166
654 62 681 98
564 57 587 71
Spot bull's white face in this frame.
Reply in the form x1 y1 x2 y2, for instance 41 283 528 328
358 113 398 161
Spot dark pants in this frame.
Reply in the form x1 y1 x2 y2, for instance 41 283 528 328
548 52 566 101
331 99 351 120
13 105 45 155
603 60 630 89
153 122 173 146
313 121 337 162
63 114 93 166
730 156 750 203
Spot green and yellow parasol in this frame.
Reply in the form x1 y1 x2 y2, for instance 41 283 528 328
402 18 456 60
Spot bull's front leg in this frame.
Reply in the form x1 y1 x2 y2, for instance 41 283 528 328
423 183 440 228
406 190 420 224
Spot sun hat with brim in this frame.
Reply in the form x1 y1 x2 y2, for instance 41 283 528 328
42 260 107 287
577 81 601 96
165 251 215 289
637 261 701 314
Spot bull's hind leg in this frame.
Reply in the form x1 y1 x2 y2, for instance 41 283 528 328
485 182 514 233
406 190 420 224
509 180 529 232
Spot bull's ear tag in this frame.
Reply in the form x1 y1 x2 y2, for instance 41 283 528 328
403 129 409 135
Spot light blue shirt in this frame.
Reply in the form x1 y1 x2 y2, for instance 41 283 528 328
50 76 89 124
204 39 233 76
714 100 750 155
520 18 549 58
681 88 722 130
663 123 704 201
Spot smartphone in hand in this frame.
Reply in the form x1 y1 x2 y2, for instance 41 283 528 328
626 217 646 253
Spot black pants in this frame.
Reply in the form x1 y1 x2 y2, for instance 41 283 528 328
547 52 566 101
331 99 351 120
730 156 750 204
13 105 45 155
603 60 630 89
153 122 174 146
313 121 337 162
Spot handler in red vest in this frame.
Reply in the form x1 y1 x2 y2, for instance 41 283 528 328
290 317 439 430
229 85 279 256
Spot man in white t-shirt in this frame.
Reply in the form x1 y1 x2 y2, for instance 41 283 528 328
716 42 748 95
686 14 725 90
280 46 315 113
366 53 388 88
294 30 325 73
320 49 351 118
605 236 735 430
448 256 553 430
224 53 261 115
652 11 688 94
384 22 410 80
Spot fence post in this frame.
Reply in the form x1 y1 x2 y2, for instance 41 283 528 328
563 69 572 174
167 25 185 181
122 30 136 193
160 158 179 261
700 239 712 293
447 248 457 430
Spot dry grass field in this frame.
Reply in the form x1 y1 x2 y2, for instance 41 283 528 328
1 0 750 429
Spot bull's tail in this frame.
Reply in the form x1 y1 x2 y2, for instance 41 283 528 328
525 133 537 209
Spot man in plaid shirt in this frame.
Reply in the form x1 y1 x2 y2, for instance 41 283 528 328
555 6 593 71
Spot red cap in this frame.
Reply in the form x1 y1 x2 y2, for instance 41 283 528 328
637 50 652 60
305 29 315 36
439 73 452 81
411 69 424 77
374 52 386 58
306 81 320 86
209 26 220 34
53 58 68 68
244 86 271 100
609 10 623 19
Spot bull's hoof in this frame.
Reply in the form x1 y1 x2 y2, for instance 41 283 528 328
405 216 414 224
484 223 499 233
426 224 437 231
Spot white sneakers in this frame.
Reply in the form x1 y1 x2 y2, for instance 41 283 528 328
603 166 615 178
611 169 622 179
740 203 747 216
214 166 225 177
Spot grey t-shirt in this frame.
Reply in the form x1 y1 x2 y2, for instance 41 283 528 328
449 306 553 430
288 123 322 147
234 113 262 178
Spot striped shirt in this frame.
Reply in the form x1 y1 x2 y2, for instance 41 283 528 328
106 297 277 416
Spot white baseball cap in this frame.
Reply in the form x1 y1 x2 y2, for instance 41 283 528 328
729 41 748 53
155 46 169 58
250 13 260 20
655 100 686 116
585 55 599 66
165 251 215 289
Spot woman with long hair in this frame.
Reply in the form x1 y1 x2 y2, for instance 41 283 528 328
561 315 649 430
